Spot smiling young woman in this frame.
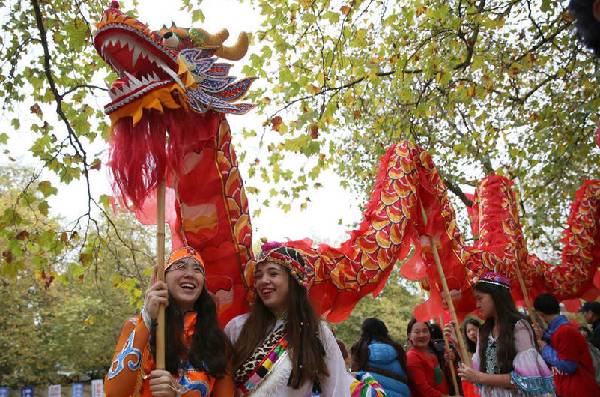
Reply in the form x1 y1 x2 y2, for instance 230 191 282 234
224 242 357 397
105 246 234 397
457 272 554 397
405 319 456 397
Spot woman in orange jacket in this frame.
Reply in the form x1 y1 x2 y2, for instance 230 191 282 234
105 246 234 397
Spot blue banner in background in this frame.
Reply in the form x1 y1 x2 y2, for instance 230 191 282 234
71 384 84 397
21 387 34 397
0 387 9 397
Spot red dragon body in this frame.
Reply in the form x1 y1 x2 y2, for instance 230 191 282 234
94 2 600 326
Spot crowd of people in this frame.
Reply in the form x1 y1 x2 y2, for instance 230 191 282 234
103 245 600 397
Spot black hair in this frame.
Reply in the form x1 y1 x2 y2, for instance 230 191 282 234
474 282 526 374
569 0 600 57
582 301 600 315
428 323 444 340
150 287 231 377
463 317 481 354
351 318 407 371
533 293 560 315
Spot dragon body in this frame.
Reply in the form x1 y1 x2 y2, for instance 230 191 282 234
468 175 600 303
94 2 600 325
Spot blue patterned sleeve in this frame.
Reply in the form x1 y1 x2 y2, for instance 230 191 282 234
105 317 149 397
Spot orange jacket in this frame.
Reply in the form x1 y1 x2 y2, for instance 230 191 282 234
105 313 234 397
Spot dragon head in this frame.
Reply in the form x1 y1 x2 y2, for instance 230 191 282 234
94 1 252 123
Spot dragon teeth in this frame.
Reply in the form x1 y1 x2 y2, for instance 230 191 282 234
112 87 123 97
132 47 142 67
157 61 184 88
124 71 141 85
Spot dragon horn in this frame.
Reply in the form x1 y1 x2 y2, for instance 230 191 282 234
215 32 250 61
190 27 229 47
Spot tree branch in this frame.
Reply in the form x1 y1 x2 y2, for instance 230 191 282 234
31 0 93 222
60 84 108 99
443 175 473 207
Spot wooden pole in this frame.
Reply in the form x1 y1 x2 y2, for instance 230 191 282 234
514 261 531 309
440 315 460 396
514 259 546 330
420 203 471 367
155 179 166 369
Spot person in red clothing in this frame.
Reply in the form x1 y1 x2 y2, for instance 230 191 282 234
533 293 600 397
406 318 457 397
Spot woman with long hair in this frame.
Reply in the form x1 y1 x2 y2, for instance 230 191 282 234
460 318 482 397
457 272 554 396
350 318 411 397
463 317 481 355
105 246 234 397
406 318 457 397
225 242 360 396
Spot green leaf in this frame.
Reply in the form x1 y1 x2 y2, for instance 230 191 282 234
38 201 49 216
37 181 58 197
192 9 204 22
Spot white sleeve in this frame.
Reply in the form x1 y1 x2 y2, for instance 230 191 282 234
224 313 249 344
318 322 355 397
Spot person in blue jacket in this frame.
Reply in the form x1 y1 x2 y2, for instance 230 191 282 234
351 318 411 397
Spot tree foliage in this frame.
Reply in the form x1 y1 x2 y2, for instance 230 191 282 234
0 166 154 386
331 270 422 349
0 0 115 274
241 0 600 256
3 1 597 264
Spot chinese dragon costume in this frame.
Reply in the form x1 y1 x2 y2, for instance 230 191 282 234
94 1 600 333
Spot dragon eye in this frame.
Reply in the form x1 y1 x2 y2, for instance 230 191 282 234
162 32 179 48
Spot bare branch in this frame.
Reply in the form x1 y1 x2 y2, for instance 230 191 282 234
60 84 108 99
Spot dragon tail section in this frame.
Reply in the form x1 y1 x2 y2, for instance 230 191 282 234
468 175 600 303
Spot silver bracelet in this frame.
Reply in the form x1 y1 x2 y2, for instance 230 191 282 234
141 306 152 330
168 379 188 397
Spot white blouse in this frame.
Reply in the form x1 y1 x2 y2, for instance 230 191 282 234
225 313 355 397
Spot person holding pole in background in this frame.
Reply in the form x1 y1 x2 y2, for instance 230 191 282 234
406 318 459 397
532 293 600 397
580 301 600 350
105 246 235 397
457 272 554 397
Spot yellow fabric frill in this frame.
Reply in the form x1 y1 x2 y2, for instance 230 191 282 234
109 83 187 126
